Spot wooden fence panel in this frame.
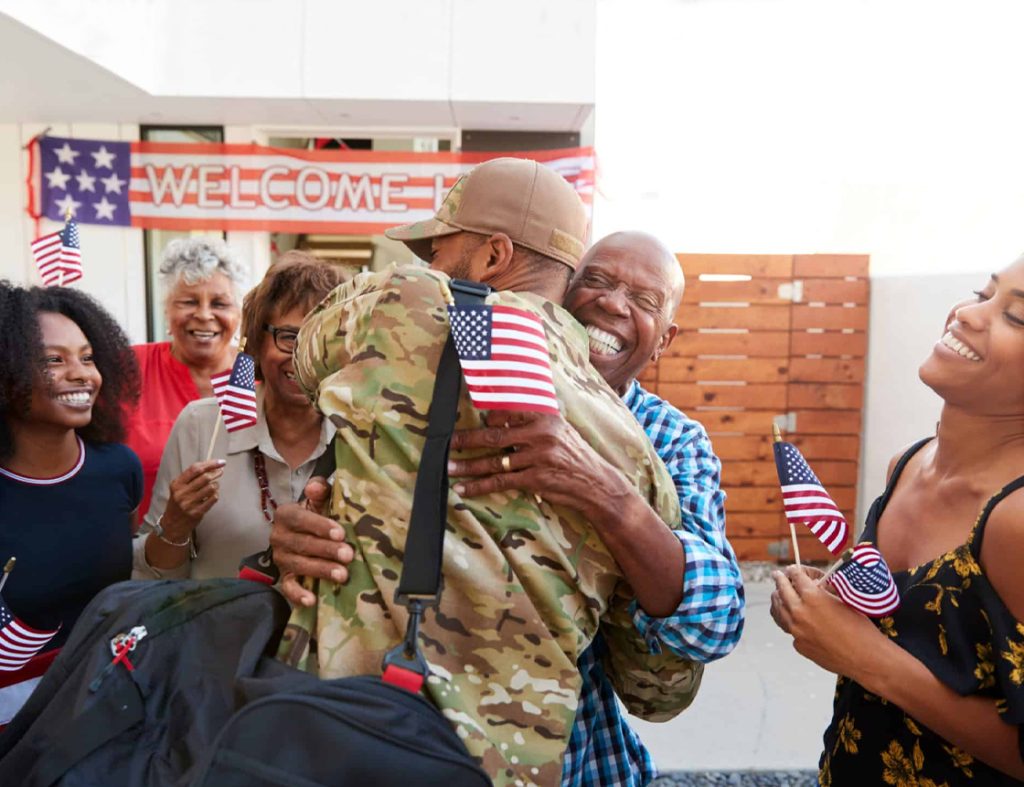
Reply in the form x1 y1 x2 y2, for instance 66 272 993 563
647 253 869 562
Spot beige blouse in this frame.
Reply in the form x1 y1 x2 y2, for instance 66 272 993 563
132 388 335 580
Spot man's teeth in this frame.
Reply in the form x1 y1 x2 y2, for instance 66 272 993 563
941 332 982 361
585 325 623 356
191 331 217 339
56 392 91 405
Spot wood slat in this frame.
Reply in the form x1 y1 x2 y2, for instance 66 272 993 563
671 331 790 357
724 485 857 511
698 408 862 435
726 535 842 564
788 383 864 410
801 278 870 304
678 254 794 278
792 305 869 330
789 358 865 383
790 410 862 434
682 278 791 305
676 304 791 330
711 434 860 462
722 460 858 488
790 331 867 357
726 512 784 538
658 357 790 383
793 254 869 278
657 383 787 410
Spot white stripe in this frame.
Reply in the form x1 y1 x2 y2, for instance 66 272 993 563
490 328 547 350
490 343 551 365
460 359 553 377
463 375 557 395
0 437 85 485
785 507 842 519
781 484 831 494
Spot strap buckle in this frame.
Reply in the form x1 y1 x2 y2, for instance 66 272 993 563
448 278 492 301
381 598 431 693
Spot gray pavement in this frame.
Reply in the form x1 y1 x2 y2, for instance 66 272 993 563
630 578 835 779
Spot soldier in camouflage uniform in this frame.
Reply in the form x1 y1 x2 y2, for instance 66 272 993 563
275 159 701 786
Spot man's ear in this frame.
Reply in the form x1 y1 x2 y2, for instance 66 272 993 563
476 233 515 281
651 323 679 363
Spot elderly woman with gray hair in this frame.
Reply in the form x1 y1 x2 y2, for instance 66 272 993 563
124 237 245 517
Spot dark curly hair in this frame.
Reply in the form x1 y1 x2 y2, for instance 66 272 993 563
0 281 141 463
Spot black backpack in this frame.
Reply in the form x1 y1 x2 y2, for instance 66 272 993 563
0 279 494 787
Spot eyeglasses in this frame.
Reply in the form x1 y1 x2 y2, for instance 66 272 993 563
264 324 299 353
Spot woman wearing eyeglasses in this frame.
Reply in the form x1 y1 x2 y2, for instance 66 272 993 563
134 252 347 579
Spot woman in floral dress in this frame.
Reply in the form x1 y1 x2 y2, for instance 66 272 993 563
771 254 1024 785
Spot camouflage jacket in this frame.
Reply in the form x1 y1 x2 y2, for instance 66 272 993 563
277 265 700 786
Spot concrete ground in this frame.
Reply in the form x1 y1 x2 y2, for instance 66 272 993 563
630 578 836 779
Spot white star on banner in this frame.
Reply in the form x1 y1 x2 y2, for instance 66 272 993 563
93 197 117 221
101 173 126 194
45 166 71 190
76 169 97 192
54 194 82 217
91 145 116 169
54 142 80 165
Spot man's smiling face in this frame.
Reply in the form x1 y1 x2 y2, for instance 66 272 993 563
565 232 684 395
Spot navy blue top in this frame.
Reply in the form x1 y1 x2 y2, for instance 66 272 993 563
0 439 141 650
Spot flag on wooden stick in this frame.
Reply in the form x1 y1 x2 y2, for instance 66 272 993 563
211 351 258 432
773 439 850 554
29 218 82 287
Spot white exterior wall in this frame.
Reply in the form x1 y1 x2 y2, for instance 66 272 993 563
592 0 1024 522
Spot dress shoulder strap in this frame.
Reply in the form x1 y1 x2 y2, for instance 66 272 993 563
970 473 1024 558
878 438 933 509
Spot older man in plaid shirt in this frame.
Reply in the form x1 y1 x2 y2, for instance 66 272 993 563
449 231 744 785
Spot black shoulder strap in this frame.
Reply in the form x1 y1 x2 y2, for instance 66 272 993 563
878 438 932 510
971 474 1024 558
396 279 490 602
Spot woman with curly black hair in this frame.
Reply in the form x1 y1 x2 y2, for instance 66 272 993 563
0 281 142 725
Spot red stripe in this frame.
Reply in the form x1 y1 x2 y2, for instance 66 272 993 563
467 384 558 398
0 648 58 688
487 352 551 369
463 368 554 383
130 216 409 233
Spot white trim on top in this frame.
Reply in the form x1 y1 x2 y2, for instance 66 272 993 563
0 436 85 486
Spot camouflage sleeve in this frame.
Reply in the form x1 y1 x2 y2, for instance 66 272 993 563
597 581 705 722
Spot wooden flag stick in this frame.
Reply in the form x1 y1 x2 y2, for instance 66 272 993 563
0 556 15 594
817 547 854 586
204 338 246 462
774 423 802 567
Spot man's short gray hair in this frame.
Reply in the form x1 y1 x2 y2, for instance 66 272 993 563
159 238 247 297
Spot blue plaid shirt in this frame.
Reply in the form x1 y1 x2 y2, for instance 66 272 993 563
561 380 745 786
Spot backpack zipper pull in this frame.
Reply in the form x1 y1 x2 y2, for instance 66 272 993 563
89 625 149 692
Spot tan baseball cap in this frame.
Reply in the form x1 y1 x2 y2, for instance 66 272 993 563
385 157 588 269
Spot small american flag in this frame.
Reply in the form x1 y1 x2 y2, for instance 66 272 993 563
828 543 900 617
29 218 82 287
211 352 258 432
0 597 59 671
447 304 559 415
774 441 849 554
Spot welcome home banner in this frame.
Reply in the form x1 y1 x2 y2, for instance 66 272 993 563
32 136 595 234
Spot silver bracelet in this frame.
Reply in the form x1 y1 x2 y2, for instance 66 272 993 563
154 514 194 551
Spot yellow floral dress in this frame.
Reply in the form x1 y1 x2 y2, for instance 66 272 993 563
819 439 1024 786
